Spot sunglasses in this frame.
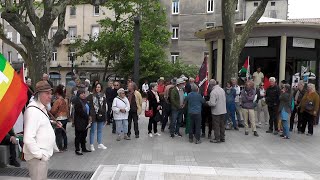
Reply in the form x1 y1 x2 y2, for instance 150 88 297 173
260 85 264 86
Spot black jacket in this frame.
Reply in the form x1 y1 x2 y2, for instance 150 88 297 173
147 90 160 117
266 85 280 107
106 87 117 105
73 97 89 131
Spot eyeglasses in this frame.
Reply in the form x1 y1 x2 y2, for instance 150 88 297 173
114 84 119 86
260 85 264 86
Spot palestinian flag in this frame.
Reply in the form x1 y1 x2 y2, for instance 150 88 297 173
0 54 28 141
195 56 208 96
239 56 250 80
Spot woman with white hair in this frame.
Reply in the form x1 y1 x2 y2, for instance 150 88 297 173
112 88 130 141
299 83 320 136
147 82 162 137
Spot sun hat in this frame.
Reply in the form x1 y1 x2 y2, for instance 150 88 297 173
176 78 185 85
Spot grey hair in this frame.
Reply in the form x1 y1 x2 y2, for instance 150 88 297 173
269 77 276 82
117 88 125 95
150 82 158 89
189 77 195 82
307 83 316 91
209 79 216 86
191 83 198 92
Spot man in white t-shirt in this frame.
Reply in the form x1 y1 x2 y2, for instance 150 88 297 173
253 67 264 88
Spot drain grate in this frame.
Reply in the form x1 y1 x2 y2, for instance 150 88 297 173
0 167 94 180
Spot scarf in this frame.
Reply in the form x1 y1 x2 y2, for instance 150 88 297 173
93 93 104 114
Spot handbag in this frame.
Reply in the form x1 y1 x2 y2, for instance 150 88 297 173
95 96 105 122
154 112 162 122
144 100 154 117
305 100 314 111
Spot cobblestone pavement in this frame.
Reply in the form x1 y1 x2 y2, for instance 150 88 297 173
15 112 320 179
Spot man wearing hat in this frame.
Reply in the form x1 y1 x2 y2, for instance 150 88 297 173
24 81 61 180
169 78 186 138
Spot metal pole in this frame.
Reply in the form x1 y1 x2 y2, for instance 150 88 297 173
133 16 140 86
71 55 74 76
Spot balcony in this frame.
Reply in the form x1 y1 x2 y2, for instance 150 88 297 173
61 38 77 45
50 60 105 68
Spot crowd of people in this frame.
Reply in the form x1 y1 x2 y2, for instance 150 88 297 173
1 71 320 180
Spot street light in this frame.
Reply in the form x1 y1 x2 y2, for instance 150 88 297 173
133 16 140 86
68 50 76 76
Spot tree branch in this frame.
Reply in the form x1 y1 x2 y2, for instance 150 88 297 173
1 11 34 39
52 7 68 46
0 34 28 61
237 0 269 49
24 0 40 26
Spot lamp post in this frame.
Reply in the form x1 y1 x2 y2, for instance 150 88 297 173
133 16 140 86
68 51 76 76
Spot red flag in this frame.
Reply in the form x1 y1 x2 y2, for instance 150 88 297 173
18 65 25 83
196 56 208 96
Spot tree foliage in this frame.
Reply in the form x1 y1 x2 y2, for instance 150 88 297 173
75 0 197 82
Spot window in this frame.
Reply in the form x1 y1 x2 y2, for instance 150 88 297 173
171 25 179 39
236 0 240 11
70 6 76 16
171 52 179 63
17 53 22 61
68 48 76 61
7 32 12 41
52 48 57 61
68 26 77 39
91 26 100 40
206 22 215 28
254 2 259 7
7 51 12 63
271 2 276 6
17 33 21 44
269 10 277 18
93 5 100 16
207 0 214 13
172 0 179 14
51 27 57 38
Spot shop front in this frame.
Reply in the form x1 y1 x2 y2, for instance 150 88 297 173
195 18 320 90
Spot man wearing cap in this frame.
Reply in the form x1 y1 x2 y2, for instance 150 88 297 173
24 81 61 180
169 78 185 138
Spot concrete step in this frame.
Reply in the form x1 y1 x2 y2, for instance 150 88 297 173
111 164 139 180
91 164 314 180
135 164 314 180
90 165 117 180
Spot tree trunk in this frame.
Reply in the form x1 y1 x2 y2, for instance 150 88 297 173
24 37 52 83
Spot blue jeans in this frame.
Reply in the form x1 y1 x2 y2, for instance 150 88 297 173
115 119 128 135
170 109 183 135
90 121 104 144
226 103 237 128
282 120 289 137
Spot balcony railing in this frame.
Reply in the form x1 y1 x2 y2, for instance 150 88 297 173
50 60 105 68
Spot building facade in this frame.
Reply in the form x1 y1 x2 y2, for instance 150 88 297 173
0 0 288 86
160 0 288 65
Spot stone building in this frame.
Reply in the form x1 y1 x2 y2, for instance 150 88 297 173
0 0 288 86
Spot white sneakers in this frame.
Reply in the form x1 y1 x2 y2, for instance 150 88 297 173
90 144 107 151
98 144 107 150
149 133 161 137
90 144 95 151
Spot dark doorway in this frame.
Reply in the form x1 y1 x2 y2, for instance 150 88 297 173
252 58 278 80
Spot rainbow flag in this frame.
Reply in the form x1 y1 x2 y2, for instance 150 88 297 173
0 54 28 141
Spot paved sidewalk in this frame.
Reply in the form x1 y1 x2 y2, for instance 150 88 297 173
14 112 320 178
